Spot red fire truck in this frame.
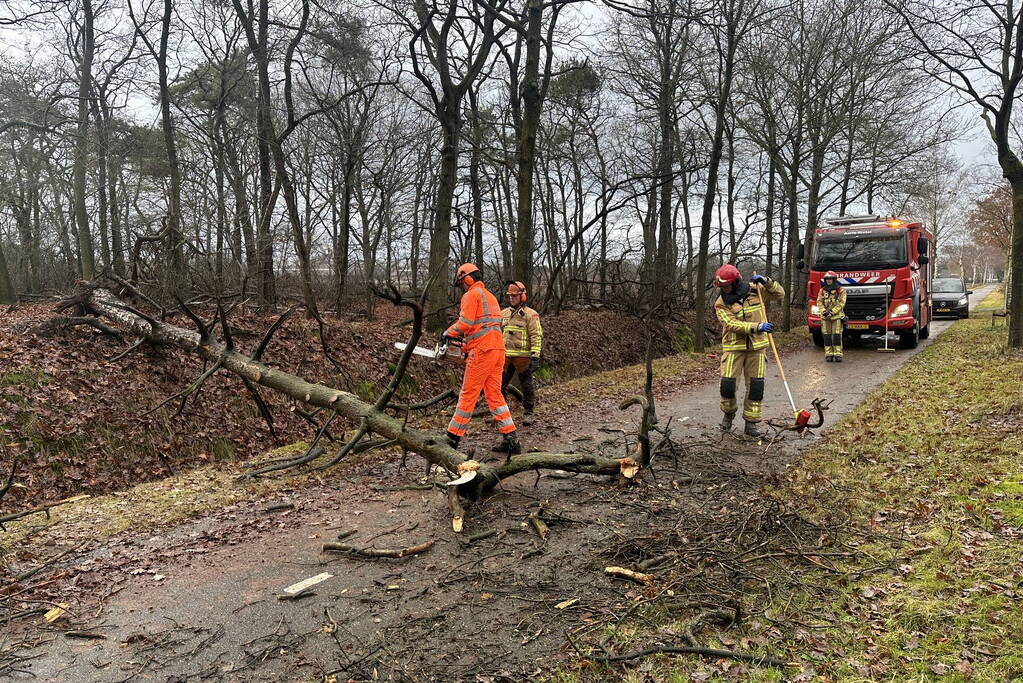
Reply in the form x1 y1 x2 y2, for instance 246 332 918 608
798 215 935 349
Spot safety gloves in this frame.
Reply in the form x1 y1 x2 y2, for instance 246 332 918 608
750 274 770 286
758 322 774 333
530 357 540 372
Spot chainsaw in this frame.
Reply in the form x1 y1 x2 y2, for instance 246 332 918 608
393 339 462 362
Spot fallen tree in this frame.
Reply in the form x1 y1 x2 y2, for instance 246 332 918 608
54 279 645 521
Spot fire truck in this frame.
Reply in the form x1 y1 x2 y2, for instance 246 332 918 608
798 215 935 349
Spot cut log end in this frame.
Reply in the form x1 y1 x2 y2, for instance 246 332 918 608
619 457 641 479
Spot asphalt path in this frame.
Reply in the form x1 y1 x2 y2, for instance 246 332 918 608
547 283 998 447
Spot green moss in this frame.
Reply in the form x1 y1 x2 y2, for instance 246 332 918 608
534 361 553 381
354 379 377 402
672 325 695 353
265 441 311 458
211 437 236 461
0 367 52 388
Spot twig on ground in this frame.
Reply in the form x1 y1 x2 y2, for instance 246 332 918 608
321 540 435 558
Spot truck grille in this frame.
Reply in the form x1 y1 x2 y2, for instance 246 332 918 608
845 294 887 321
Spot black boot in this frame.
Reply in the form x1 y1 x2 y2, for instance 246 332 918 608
522 410 535 427
744 421 762 438
492 432 523 461
825 355 833 362
446 432 461 449
834 355 843 362
720 412 736 432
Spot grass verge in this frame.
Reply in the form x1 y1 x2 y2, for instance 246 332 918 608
563 311 1023 681
975 283 1006 313
0 439 381 555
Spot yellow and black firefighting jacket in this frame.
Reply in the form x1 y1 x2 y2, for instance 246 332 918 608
818 284 846 320
714 278 785 352
500 305 543 358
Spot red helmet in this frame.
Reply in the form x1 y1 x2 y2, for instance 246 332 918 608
455 262 480 286
713 264 742 287
822 270 838 283
506 281 527 302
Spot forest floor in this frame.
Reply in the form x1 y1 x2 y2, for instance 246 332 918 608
0 285 1002 682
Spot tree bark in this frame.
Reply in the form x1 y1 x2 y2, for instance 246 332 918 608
512 0 543 294
157 0 186 293
1008 176 1023 346
694 20 737 351
72 0 96 280
426 112 460 330
0 244 15 304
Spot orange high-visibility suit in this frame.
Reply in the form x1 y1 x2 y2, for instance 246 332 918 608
444 281 516 438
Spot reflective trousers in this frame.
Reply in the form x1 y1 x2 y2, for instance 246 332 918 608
501 357 536 413
447 347 516 437
821 318 843 358
720 350 766 422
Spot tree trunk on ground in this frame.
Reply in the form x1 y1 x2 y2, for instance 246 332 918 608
76 285 630 502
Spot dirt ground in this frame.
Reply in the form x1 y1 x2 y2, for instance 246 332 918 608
1 288 992 682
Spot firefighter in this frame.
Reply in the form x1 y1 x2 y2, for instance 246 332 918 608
712 264 785 438
441 263 522 457
500 281 543 426
819 270 846 362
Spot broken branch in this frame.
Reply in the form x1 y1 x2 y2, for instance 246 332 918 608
321 539 435 558
604 566 654 585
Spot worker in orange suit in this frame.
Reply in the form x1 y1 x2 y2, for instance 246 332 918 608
442 263 522 458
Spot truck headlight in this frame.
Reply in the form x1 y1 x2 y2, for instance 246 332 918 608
810 304 820 316
891 304 910 317
958 297 968 306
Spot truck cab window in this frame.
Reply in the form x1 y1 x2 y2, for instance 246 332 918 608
813 235 907 270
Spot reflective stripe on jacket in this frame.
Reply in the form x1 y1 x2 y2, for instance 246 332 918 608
444 281 504 351
714 279 785 352
818 287 846 319
501 305 542 358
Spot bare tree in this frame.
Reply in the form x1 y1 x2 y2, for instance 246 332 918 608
892 0 1023 345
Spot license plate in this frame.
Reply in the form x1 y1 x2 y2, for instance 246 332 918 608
936 308 950 312
847 323 869 330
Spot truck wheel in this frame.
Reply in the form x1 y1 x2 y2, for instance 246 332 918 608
811 328 824 347
919 322 930 340
898 323 920 349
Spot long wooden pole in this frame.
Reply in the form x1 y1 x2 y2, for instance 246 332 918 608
755 281 798 416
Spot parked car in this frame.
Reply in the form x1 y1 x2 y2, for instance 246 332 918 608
931 277 972 318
